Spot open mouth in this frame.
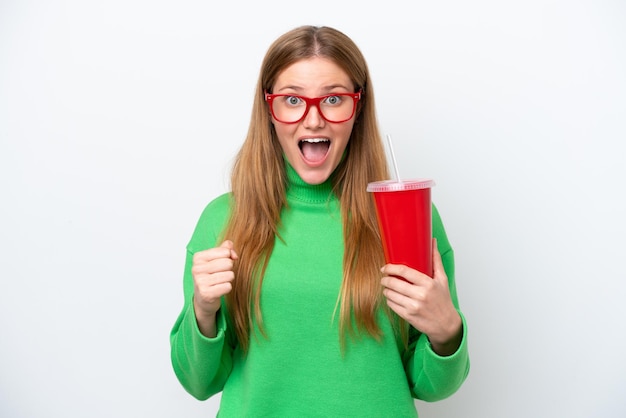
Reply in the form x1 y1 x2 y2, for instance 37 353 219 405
298 138 331 163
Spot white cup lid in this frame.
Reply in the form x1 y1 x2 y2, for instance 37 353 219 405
366 179 435 192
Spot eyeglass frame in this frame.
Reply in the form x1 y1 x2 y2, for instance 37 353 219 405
264 90 362 124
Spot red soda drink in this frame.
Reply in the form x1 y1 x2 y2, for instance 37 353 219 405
367 179 435 278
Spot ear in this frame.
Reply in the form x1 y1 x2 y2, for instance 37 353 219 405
354 88 365 120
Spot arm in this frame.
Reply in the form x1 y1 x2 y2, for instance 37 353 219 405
383 205 470 401
405 320 469 402
404 245 470 401
169 195 237 400
170 287 234 399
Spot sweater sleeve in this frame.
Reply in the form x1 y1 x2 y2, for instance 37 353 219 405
169 194 236 400
403 204 470 401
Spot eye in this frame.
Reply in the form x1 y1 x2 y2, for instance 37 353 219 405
286 96 303 106
324 95 342 105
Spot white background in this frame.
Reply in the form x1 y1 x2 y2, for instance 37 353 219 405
1 1 625 417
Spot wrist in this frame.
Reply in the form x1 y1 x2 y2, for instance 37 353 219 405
192 299 219 338
429 312 463 356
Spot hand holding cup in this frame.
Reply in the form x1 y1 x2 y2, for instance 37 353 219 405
380 239 462 356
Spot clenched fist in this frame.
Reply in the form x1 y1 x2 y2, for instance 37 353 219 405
191 240 238 337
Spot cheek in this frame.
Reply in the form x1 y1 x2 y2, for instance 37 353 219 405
273 123 295 151
335 122 355 147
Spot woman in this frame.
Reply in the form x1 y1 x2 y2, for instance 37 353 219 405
170 25 469 417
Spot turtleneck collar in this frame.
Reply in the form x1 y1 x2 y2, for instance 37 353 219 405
285 160 336 204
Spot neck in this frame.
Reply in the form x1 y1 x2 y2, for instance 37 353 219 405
285 161 335 204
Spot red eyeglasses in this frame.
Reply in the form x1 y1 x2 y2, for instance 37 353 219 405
264 91 361 124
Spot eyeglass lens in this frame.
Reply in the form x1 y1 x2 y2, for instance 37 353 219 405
271 95 356 123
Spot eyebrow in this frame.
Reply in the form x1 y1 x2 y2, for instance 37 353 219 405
274 84 353 94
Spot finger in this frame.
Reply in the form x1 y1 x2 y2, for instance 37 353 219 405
192 257 235 276
380 274 412 295
193 246 233 263
195 281 234 304
210 281 233 297
432 238 448 285
383 287 423 319
385 297 408 319
381 263 430 286
199 270 235 286
382 285 411 307
381 264 415 284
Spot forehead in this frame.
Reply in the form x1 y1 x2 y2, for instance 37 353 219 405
273 57 353 92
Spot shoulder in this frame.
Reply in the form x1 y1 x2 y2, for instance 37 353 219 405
199 192 232 220
187 193 233 252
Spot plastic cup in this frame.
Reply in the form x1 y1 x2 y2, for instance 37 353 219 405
367 179 435 278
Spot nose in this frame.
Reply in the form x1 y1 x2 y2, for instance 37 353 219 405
302 103 325 129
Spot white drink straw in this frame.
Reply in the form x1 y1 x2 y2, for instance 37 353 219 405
386 134 402 182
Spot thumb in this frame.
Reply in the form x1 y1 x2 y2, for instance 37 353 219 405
220 240 233 249
432 238 447 284
220 239 238 260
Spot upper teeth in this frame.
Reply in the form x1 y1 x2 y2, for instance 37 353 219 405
301 138 329 143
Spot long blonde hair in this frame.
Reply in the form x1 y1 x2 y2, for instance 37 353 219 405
222 26 390 351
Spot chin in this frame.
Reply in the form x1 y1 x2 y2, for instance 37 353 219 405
297 167 333 185
301 173 330 185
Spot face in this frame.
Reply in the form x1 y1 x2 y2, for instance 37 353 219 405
270 57 356 185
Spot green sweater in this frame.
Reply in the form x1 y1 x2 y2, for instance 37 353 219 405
170 165 469 417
